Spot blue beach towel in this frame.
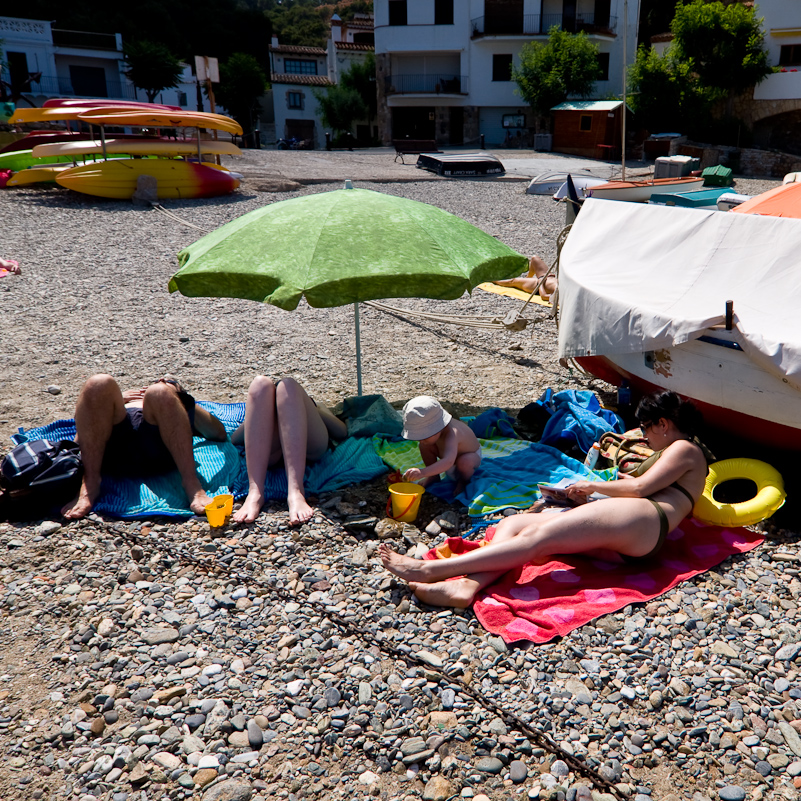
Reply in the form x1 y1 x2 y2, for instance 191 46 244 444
12 401 388 519
540 389 623 454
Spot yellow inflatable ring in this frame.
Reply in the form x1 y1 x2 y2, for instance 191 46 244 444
693 458 786 527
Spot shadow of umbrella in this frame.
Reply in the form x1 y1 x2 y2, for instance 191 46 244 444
168 183 528 394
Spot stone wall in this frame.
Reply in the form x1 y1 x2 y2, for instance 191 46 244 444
375 53 392 144
669 136 801 178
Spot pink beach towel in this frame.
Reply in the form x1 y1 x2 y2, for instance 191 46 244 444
424 519 763 644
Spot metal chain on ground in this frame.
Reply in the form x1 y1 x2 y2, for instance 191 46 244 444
91 519 624 799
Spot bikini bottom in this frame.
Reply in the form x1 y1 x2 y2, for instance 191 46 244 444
622 498 669 563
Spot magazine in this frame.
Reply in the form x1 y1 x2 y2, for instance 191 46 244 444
537 478 609 507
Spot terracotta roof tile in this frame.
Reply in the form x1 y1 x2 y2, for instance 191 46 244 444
271 73 333 87
270 44 326 55
335 42 375 52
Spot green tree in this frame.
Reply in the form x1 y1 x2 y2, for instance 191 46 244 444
313 83 368 137
266 2 329 48
628 0 771 139
671 0 771 102
512 28 601 122
123 40 183 103
340 52 376 126
215 53 268 131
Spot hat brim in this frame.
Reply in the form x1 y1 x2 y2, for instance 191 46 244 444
402 409 452 440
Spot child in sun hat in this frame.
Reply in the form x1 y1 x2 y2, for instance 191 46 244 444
401 396 482 495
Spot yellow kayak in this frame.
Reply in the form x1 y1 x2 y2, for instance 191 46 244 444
77 108 243 135
32 139 242 159
56 159 241 200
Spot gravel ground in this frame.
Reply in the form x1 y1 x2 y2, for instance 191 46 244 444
1 150 798 801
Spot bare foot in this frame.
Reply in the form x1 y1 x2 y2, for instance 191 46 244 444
410 578 478 609
287 490 314 527
232 490 264 523
378 543 434 583
190 490 214 516
62 479 100 520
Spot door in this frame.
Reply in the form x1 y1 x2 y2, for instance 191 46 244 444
562 0 577 32
391 107 436 140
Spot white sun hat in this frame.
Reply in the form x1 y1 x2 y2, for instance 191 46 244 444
401 396 452 440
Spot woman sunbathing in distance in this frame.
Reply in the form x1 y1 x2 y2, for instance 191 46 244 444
231 377 347 526
380 391 708 608
494 255 557 301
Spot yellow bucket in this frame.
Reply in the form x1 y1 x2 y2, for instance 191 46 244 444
388 482 425 523
205 493 234 527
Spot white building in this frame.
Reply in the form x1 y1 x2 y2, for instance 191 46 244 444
0 16 212 112
373 0 639 146
752 0 801 102
270 13 375 149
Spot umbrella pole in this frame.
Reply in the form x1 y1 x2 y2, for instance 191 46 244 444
354 302 362 397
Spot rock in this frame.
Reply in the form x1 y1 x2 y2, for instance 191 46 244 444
194 769 219 788
423 776 453 800
152 752 182 771
359 770 380 785
46 385 61 395
141 627 179 645
509 760 528 783
718 787 745 801
201 779 253 801
711 641 738 658
417 650 443 668
476 757 504 774
779 721 801 756
35 521 61 536
428 711 458 729
247 719 263 750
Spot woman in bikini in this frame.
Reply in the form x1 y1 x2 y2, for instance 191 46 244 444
231 376 347 526
379 390 708 608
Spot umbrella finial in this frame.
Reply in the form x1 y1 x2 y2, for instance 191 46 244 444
344 180 354 190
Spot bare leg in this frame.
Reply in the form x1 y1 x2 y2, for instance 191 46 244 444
380 498 662 607
62 374 127 519
141 382 212 515
274 377 330 525
452 450 481 497
232 376 279 523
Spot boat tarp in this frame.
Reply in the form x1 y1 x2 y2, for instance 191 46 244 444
557 198 801 391
731 181 801 218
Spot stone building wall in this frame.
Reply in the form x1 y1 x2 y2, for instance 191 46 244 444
670 136 801 178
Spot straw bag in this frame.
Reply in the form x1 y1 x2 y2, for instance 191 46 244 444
597 430 656 475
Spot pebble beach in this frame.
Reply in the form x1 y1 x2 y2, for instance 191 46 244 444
0 149 798 801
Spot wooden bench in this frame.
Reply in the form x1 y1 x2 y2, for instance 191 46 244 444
393 139 442 164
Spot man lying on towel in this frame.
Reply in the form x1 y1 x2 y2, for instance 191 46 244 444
62 374 226 519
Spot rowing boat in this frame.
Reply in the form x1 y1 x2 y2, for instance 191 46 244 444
587 176 704 202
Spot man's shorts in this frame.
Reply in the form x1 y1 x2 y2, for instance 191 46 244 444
101 392 196 477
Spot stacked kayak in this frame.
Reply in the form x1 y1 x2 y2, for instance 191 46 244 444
5 100 244 199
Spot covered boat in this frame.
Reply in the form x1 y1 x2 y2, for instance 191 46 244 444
557 199 801 449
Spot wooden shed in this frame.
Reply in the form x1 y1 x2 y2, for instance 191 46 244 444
550 100 626 160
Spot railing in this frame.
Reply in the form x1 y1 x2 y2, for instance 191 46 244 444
471 13 616 37
384 74 468 95
52 28 120 51
27 74 138 101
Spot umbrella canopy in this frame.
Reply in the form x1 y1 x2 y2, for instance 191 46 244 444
168 187 527 309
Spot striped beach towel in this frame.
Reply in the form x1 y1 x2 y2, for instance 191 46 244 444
373 435 615 516
12 401 388 518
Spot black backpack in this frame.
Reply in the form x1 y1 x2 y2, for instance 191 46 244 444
0 439 83 521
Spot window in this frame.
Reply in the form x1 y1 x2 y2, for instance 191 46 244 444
178 91 188 106
435 0 454 25
284 59 318 75
579 115 592 132
287 92 304 110
389 0 408 26
780 44 801 66
492 54 513 82
69 65 108 97
597 53 610 81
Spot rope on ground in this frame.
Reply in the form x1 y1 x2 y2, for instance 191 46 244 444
85 518 624 800
363 300 540 331
150 203 212 233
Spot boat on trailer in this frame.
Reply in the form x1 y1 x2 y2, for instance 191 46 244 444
557 199 801 450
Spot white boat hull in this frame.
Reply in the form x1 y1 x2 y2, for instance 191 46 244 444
588 177 704 202
577 329 801 449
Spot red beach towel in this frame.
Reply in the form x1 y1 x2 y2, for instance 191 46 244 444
424 519 763 644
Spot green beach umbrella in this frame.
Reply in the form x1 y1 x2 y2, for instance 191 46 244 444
168 184 527 393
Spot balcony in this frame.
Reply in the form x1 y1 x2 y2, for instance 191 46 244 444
52 28 120 51
471 13 617 38
384 74 468 95
27 74 138 101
